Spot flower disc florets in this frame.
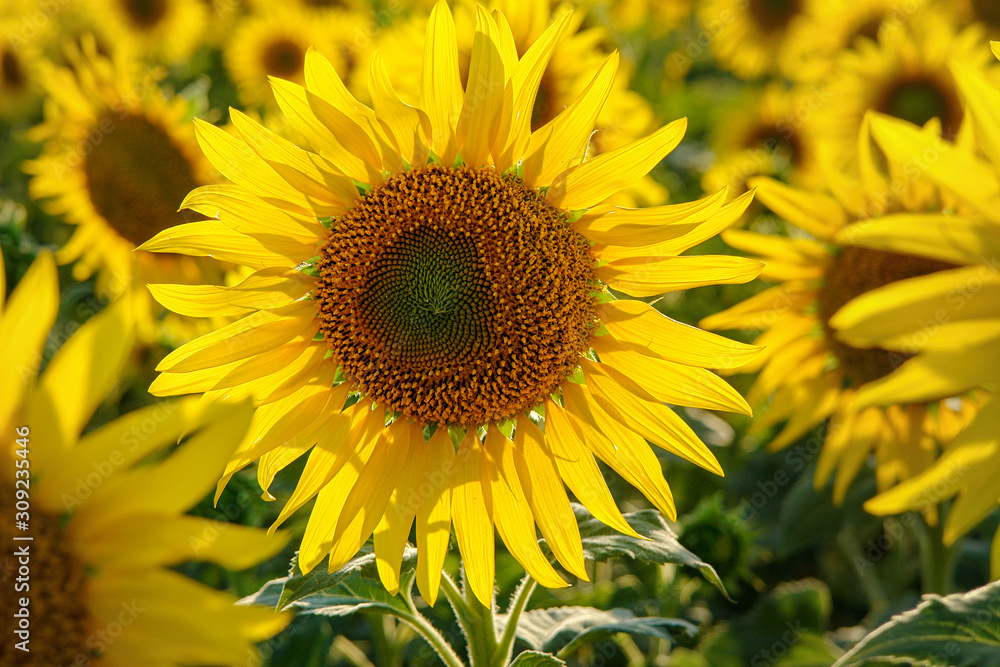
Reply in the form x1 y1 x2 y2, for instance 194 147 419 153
316 163 598 426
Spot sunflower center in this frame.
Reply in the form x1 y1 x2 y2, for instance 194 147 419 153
852 17 883 43
748 123 802 167
972 0 1000 28
878 76 962 139
748 0 801 32
2 48 24 90
316 164 598 426
817 246 957 386
84 113 201 246
262 39 305 78
120 0 167 29
0 482 93 666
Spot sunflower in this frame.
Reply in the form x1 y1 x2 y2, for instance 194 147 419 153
787 0 939 77
224 5 360 108
811 13 995 169
951 0 1000 37
696 0 816 80
702 83 823 199
142 1 762 606
0 16 44 124
382 0 667 206
93 0 207 64
575 0 694 36
0 251 289 666
830 60 1000 575
700 117 980 506
23 38 227 345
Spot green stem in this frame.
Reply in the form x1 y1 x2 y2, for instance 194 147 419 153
494 576 537 667
461 569 499 667
916 512 955 595
396 577 466 667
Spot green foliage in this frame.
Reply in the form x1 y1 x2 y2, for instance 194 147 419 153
509 651 567 666
834 580 1000 667
504 606 696 658
567 503 729 598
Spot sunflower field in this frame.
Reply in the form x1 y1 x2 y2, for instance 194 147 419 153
2 0 1000 665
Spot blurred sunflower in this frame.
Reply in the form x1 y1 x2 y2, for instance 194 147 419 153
224 5 355 108
951 0 1000 36
0 252 288 667
831 60 1000 574
94 0 207 64
701 118 979 505
23 38 227 344
697 0 816 80
0 17 43 123
702 83 822 199
143 2 762 606
788 0 936 75
576 0 694 36
812 13 994 167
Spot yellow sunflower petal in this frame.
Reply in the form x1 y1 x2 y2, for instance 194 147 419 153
544 398 642 538
149 268 313 318
579 358 723 475
562 381 678 520
484 426 567 588
952 62 1000 169
26 296 134 453
514 415 587 580
369 52 432 167
597 299 763 370
193 118 340 216
493 11 571 171
374 422 423 595
422 0 463 161
230 108 359 210
852 343 1000 409
837 214 999 267
574 188 727 247
457 7 505 168
591 336 751 415
749 176 845 240
156 300 316 373
327 418 409 573
832 266 1000 346
521 51 619 188
139 220 316 267
270 77 375 183
699 282 816 331
181 183 323 240
868 113 1000 222
415 426 455 606
0 252 58 436
452 427 496 606
547 118 686 210
598 255 764 297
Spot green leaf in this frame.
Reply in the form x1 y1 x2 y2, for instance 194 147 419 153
278 546 417 610
509 651 567 666
502 606 696 657
237 577 286 610
559 504 729 597
775 633 842 667
834 580 1000 667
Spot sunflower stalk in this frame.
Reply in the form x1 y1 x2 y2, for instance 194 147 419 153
461 569 501 667
399 574 466 667
915 511 955 596
494 575 538 666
